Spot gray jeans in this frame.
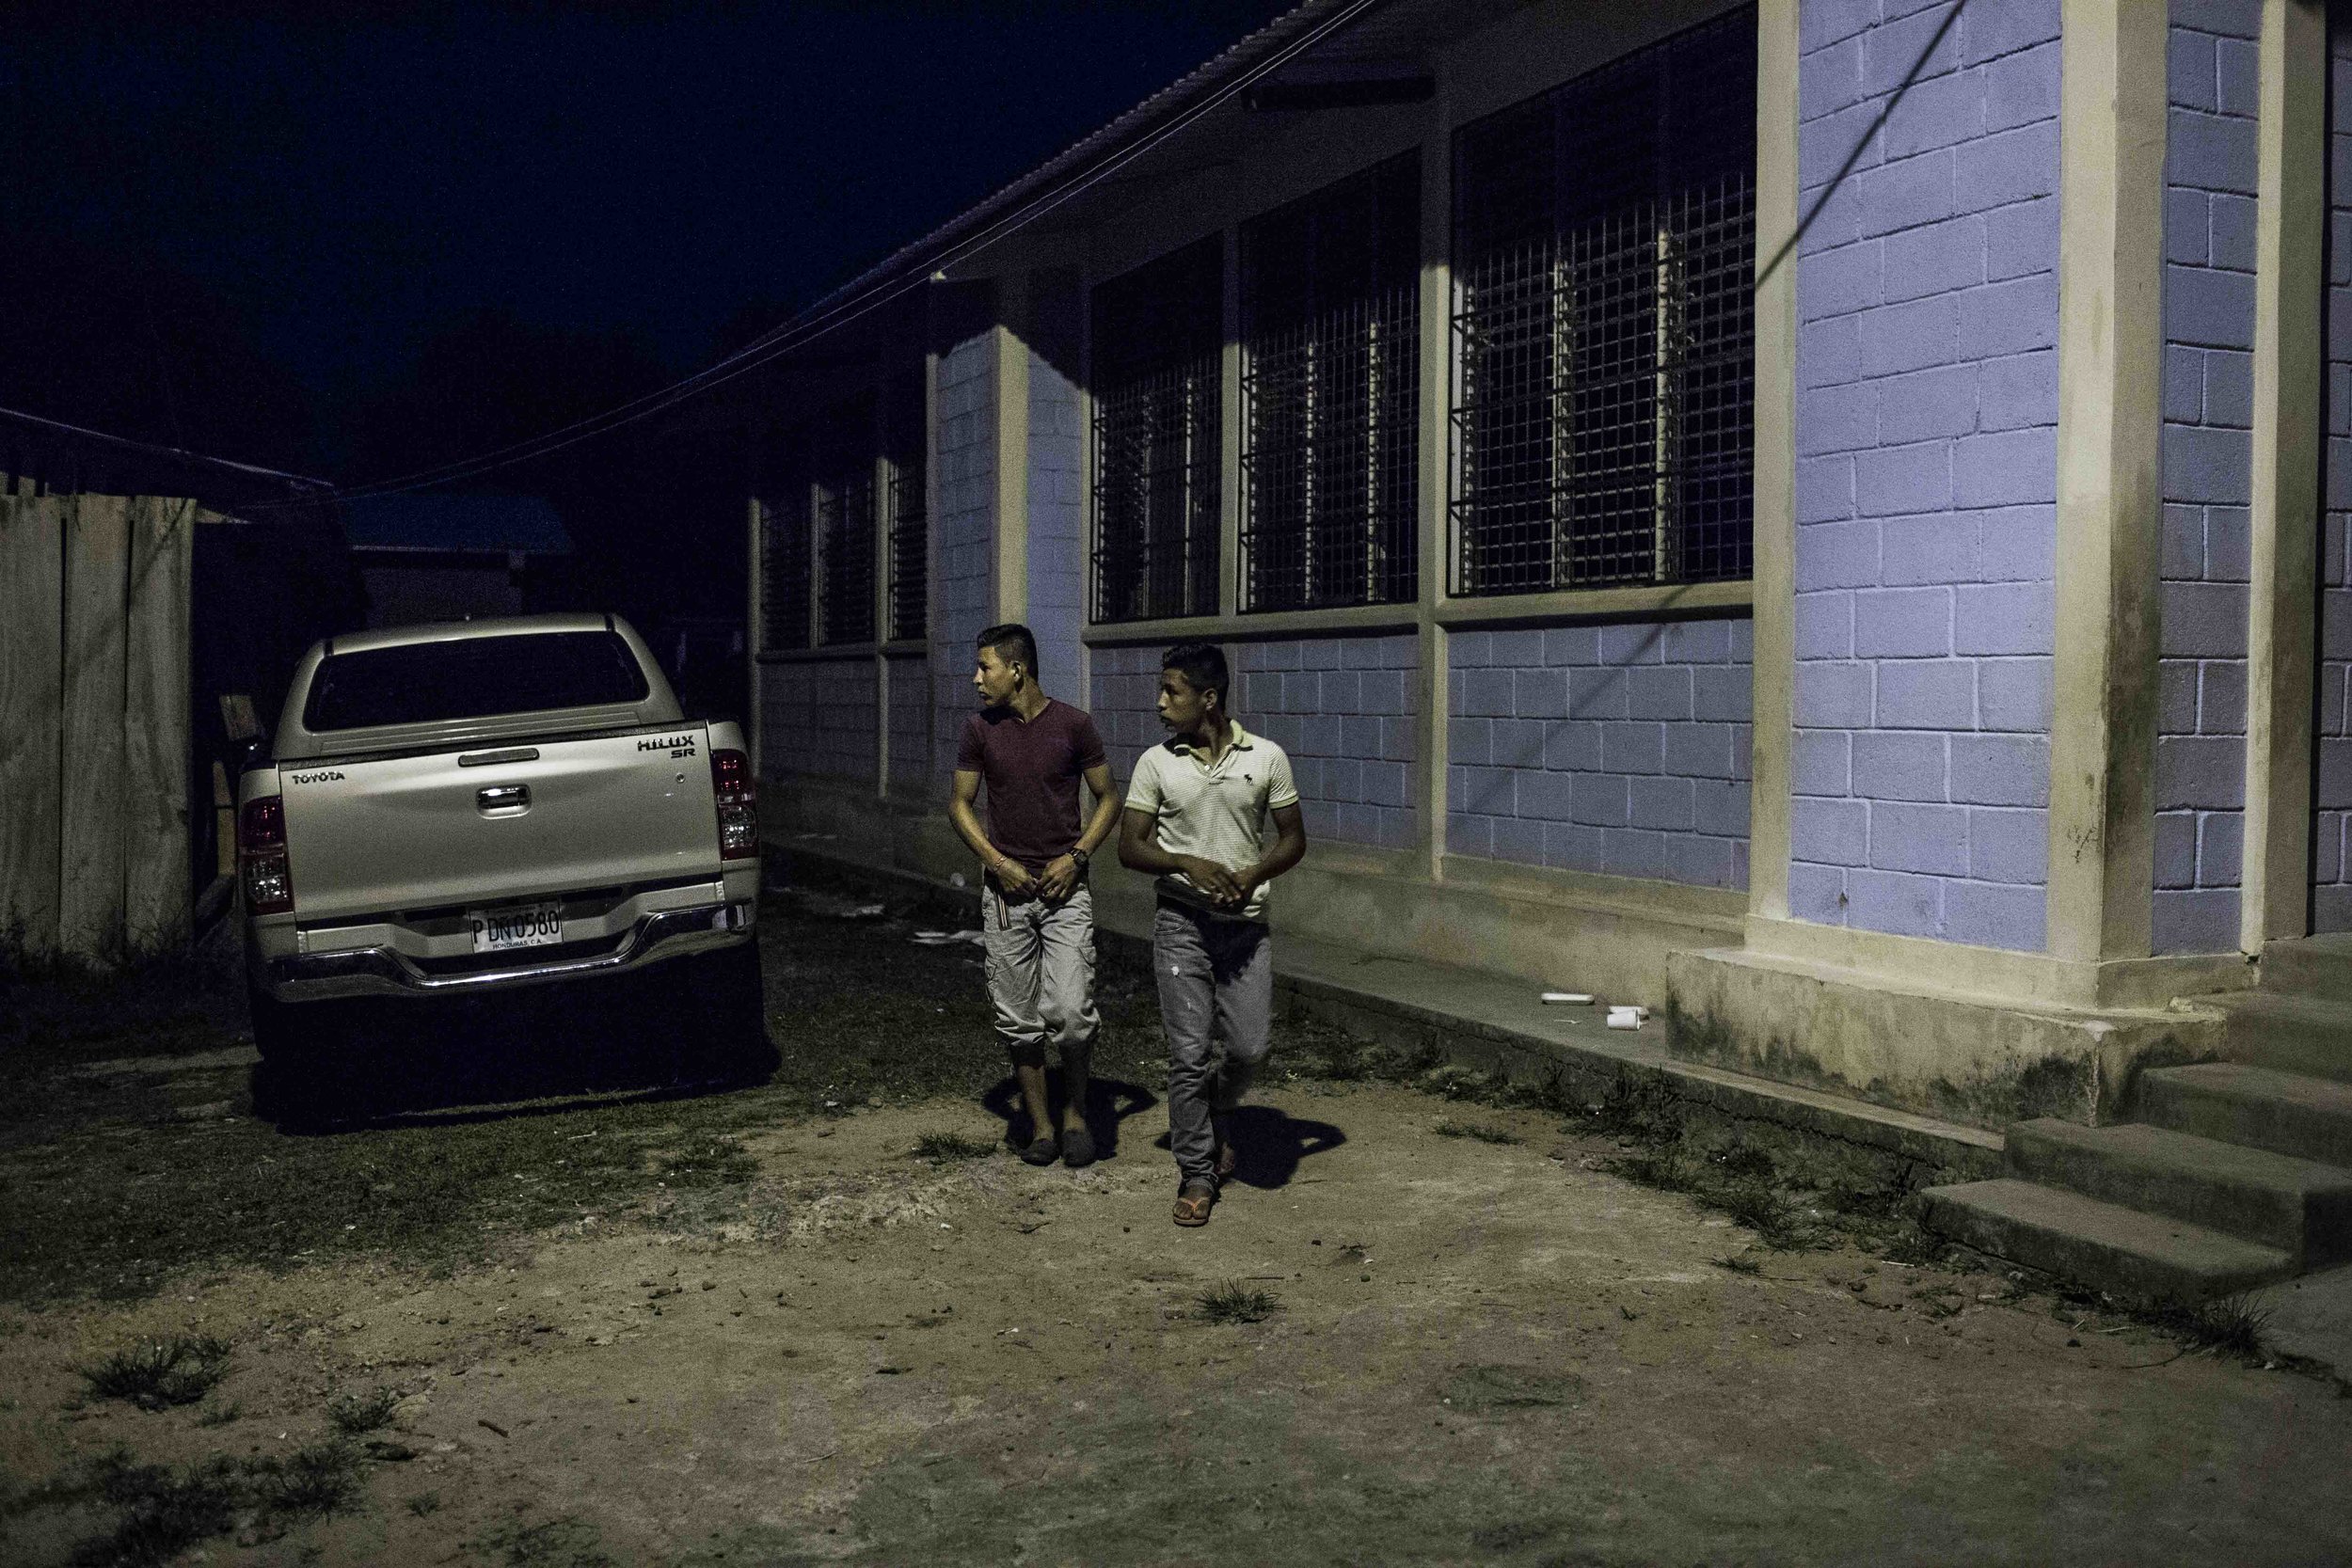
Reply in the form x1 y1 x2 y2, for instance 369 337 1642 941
1152 899 1273 1186
983 884 1099 1068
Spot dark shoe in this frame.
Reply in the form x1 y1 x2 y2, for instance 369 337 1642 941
1061 1126 1097 1168
1020 1135 1059 1166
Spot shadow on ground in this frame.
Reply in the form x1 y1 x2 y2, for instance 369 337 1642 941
978 1071 1158 1160
249 966 780 1132
1146 1102 1347 1187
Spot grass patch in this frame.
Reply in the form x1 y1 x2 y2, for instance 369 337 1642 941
650 1135 757 1189
195 1402 242 1428
326 1385 401 1435
1432 1120 1521 1145
477 1513 617 1567
1442 1364 1581 1413
56 1439 363 1566
1194 1280 1279 1325
1709 1251 1762 1275
0 865 1177 1307
405 1490 442 1516
2151 1292 2273 1363
911 1131 997 1163
75 1336 230 1411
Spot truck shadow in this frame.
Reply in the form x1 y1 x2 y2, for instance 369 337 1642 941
250 966 778 1131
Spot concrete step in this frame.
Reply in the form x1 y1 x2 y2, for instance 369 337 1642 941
2007 1119 2352 1267
1919 1179 2294 1302
2261 932 2352 1002
2189 991 2352 1083
2136 1062 2352 1166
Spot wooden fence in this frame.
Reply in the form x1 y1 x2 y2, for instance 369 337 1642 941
0 490 199 964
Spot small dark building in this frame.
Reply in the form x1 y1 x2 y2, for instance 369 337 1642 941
341 493 573 627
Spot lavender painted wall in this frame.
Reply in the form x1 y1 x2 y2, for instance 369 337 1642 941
1089 642 1163 787
1026 339 1085 710
931 332 997 789
885 653 930 798
2320 15 2352 933
2153 0 2262 954
1446 620 1752 890
762 657 879 783
1788 0 2060 951
1089 636 1419 851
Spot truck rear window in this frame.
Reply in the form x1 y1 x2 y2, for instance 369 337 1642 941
304 631 649 731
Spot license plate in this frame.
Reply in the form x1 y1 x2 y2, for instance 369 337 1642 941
469 900 565 953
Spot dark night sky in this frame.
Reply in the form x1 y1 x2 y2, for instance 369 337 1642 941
2 1 1292 475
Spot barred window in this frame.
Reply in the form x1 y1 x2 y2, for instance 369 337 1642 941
1451 8 1756 596
758 474 812 654
816 400 876 647
1090 238 1222 623
816 474 875 645
1242 153 1420 611
884 372 927 642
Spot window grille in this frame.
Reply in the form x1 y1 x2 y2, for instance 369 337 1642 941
1242 153 1420 611
885 372 927 642
759 480 812 654
1451 8 1756 596
817 470 876 646
1090 238 1222 623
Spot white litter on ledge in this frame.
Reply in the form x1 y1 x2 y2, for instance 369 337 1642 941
1540 991 1594 1005
1605 1006 1645 1031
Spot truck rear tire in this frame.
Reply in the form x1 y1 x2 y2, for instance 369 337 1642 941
246 981 358 1128
681 942 771 1085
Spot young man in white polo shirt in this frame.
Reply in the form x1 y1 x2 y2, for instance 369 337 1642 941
1118 641 1308 1227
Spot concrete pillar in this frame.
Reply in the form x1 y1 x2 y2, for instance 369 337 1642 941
1747 0 1799 925
2043 0 2169 965
2241 0 2326 949
992 269 1030 628
1416 66 1455 883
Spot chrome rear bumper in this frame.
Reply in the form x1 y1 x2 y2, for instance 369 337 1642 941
260 901 754 1002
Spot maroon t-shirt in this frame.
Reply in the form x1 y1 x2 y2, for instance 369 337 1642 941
957 699 1108 876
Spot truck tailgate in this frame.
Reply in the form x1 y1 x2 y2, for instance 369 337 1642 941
279 728 718 922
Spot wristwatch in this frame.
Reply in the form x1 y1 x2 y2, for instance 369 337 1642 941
1069 846 1089 870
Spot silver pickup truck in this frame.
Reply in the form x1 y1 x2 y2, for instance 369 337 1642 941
238 612 764 1101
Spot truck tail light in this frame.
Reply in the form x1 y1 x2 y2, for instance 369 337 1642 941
711 749 758 861
239 795 295 913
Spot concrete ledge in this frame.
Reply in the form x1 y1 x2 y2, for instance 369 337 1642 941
1271 933 2002 1180
1665 945 2227 1132
761 776 1744 1007
772 833 2001 1179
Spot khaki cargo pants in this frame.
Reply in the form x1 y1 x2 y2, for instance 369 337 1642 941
982 884 1100 1068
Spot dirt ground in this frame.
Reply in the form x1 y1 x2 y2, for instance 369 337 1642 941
6 878 2352 1566
6 1074 2352 1566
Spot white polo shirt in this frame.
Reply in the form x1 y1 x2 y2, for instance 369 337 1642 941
1125 721 1300 922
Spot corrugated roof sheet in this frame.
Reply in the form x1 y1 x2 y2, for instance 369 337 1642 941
340 493 573 555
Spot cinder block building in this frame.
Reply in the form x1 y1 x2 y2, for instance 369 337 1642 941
733 0 2352 1281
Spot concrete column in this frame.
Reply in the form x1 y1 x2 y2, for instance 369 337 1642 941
1218 226 1243 618
993 270 1031 626
2044 0 2169 965
1416 67 1454 882
874 394 893 800
1746 0 1799 924
2242 0 2327 949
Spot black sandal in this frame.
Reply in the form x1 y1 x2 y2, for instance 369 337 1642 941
1061 1126 1097 1168
1020 1135 1059 1166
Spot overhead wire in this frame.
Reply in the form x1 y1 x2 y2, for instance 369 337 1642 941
255 0 1391 510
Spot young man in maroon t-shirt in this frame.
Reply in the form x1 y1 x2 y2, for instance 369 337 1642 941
949 624 1121 1166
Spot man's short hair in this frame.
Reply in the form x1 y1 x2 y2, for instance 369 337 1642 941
977 623 1038 677
1161 641 1230 710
